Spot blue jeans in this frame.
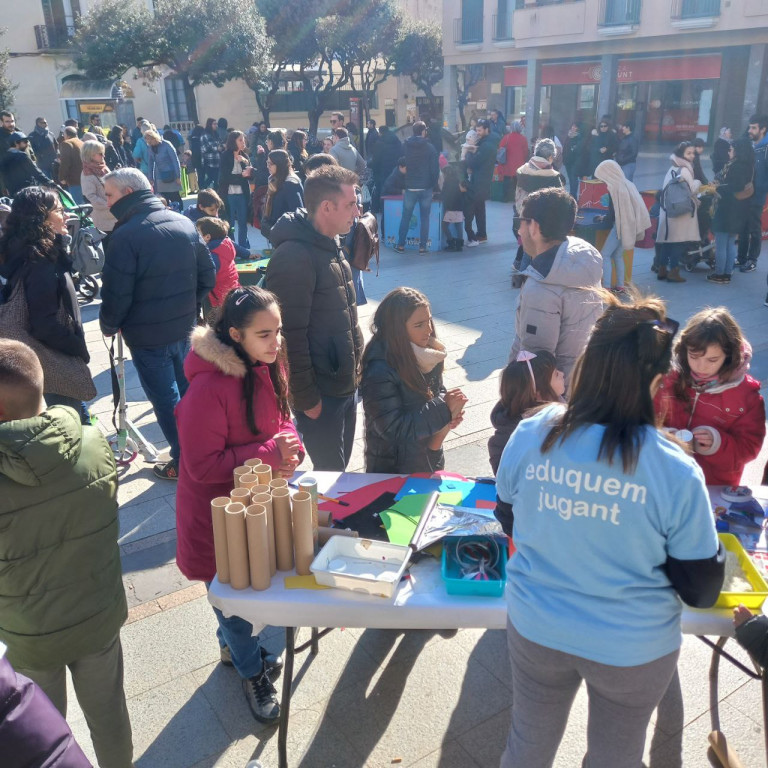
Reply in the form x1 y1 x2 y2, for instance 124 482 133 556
601 227 625 288
44 393 90 425
714 231 737 275
445 221 463 239
620 162 636 181
67 185 84 205
228 193 251 249
398 189 433 249
206 583 263 679
130 339 190 461
295 393 357 471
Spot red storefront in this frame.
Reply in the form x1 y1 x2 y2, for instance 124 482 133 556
503 54 722 142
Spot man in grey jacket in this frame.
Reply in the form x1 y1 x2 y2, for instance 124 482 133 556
509 187 603 387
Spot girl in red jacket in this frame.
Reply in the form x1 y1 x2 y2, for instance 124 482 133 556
196 216 241 323
175 286 303 725
655 307 765 486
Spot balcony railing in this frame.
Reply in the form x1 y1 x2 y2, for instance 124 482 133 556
34 24 74 51
671 0 720 19
453 15 483 44
492 13 514 41
598 0 641 25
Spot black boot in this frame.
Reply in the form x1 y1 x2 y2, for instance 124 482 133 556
454 238 464 252
445 238 457 252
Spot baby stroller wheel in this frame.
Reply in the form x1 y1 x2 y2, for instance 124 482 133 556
683 262 695 273
77 274 100 301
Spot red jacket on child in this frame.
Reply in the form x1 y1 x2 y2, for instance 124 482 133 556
175 326 303 582
654 368 765 487
208 237 241 307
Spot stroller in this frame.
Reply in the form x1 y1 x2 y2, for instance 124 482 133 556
681 191 716 272
59 186 106 302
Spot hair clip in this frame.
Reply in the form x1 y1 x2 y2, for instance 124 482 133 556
516 350 537 390
234 290 250 306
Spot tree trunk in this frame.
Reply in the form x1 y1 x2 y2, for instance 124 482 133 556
183 75 199 125
253 91 271 128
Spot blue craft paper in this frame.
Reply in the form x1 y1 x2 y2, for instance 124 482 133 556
394 478 497 507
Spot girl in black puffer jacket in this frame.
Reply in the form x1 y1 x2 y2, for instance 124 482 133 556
361 287 467 473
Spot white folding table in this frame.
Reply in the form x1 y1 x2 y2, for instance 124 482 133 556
207 472 767 768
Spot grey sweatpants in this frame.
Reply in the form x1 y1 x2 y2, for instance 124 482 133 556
17 634 134 768
500 620 679 768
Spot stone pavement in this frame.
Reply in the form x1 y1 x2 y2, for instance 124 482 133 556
65 193 768 767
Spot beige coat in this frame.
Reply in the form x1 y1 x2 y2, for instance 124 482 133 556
81 172 117 233
58 138 83 187
656 156 701 244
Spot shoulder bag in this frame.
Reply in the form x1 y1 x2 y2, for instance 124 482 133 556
0 278 96 401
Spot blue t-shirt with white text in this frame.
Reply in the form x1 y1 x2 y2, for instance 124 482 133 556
496 404 719 666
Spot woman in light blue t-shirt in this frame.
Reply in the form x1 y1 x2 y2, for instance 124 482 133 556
495 294 724 768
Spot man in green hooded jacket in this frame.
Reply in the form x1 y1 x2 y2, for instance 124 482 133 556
0 339 133 768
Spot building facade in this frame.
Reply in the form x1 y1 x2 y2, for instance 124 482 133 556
7 0 442 141
442 0 768 143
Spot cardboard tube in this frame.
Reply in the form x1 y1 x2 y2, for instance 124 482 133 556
244 458 263 469
229 487 251 505
268 477 287 490
298 476 319 554
252 492 276 576
245 504 271 591
233 466 251 488
211 497 231 583
250 484 271 497
271 487 294 571
318 526 359 545
225 503 250 589
239 474 260 494
292 491 314 576
254 465 272 485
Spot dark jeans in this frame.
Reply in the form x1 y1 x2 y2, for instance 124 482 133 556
466 191 489 241
737 200 765 263
295 393 356 471
205 583 263 679
658 242 686 270
44 393 90 425
228 192 251 249
397 189 433 249
503 176 517 203
130 339 190 461
200 164 219 190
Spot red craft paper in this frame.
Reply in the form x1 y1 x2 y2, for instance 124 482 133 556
318 476 407 521
476 500 496 510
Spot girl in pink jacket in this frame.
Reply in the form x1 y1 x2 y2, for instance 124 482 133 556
175 286 303 724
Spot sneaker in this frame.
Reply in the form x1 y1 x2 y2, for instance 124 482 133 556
466 240 480 248
477 237 488 244
153 459 178 480
243 670 280 724
612 286 626 295
419 247 427 254
393 245 405 253
740 260 757 273
706 273 727 283
220 646 283 680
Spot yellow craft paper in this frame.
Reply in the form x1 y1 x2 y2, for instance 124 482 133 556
284 575 330 590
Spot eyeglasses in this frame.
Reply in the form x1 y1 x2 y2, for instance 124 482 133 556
513 216 532 229
599 124 608 128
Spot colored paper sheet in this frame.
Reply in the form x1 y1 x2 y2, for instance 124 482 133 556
394 477 497 508
319 476 407 520
380 492 464 545
284 575 329 590
475 499 497 510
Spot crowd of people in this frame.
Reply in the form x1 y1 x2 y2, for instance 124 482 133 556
1 101 768 766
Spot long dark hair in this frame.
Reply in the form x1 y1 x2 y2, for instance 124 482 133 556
673 141 692 160
542 294 674 473
732 137 756 168
500 350 559 420
364 287 438 398
672 307 745 402
109 125 124 147
0 186 59 266
213 287 290 432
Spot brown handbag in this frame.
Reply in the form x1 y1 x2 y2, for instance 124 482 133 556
734 171 754 201
0 278 96 401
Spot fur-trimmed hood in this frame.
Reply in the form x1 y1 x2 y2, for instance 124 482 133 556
187 325 247 379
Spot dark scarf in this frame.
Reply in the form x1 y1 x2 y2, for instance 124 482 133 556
109 189 160 226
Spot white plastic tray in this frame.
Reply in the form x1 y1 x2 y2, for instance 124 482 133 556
310 536 411 598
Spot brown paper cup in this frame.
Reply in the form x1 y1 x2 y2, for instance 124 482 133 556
244 458 263 469
229 487 251 505
233 466 251 488
225 502 250 590
292 491 314 576
271 487 294 571
245 504 271 591
318 526 359 545
268 477 287 490
254 465 272 485
251 492 276 576
211 497 231 583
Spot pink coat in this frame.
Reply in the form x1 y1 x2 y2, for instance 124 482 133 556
175 326 303 582
209 237 241 307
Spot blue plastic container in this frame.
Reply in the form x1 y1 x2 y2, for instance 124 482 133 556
441 535 507 597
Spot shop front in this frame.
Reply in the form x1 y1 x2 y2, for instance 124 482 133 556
58 78 136 130
503 53 722 143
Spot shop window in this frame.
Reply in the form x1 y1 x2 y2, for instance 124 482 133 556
579 85 596 111
164 77 191 124
646 80 715 142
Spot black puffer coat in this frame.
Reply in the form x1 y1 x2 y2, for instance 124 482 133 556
487 401 522 476
712 159 754 235
265 209 364 412
361 339 451 474
99 190 215 348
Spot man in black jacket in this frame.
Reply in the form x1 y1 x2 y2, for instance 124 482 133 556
28 118 58 177
615 122 639 181
367 125 402 213
0 132 53 196
395 121 439 253
99 168 215 480
465 118 499 246
266 165 364 471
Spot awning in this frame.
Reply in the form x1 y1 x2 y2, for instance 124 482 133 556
59 79 135 100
